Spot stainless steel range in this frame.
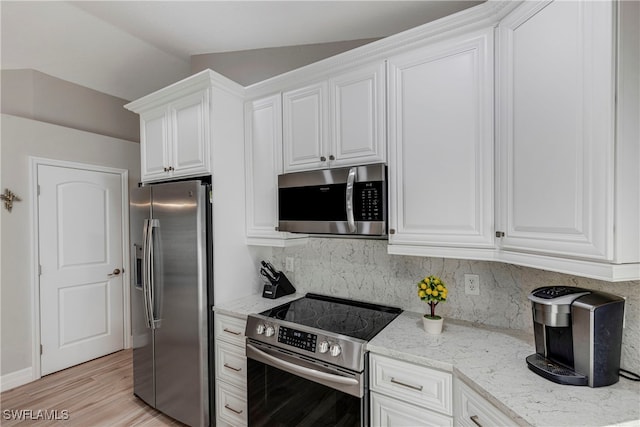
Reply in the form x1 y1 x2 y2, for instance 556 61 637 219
245 293 401 426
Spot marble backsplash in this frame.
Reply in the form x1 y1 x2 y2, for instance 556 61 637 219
271 238 640 373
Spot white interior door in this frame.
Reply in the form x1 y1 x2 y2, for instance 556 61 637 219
38 164 124 376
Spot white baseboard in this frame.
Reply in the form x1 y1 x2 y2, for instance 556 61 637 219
1 367 34 392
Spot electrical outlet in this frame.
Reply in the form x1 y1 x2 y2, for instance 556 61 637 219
464 274 480 295
285 257 295 272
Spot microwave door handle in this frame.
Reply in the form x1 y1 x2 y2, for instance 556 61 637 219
346 167 357 233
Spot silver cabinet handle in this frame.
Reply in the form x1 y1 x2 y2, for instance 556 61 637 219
329 154 335 160
223 363 242 372
224 404 243 415
223 328 242 336
345 167 357 233
390 377 423 391
470 415 483 427
320 156 327 161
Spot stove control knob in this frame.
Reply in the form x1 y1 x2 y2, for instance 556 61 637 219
265 325 275 337
329 343 342 357
318 341 330 353
256 324 265 335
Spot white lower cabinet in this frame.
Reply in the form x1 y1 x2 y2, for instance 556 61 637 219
370 353 453 426
216 381 248 427
214 313 248 427
371 392 453 427
454 378 516 427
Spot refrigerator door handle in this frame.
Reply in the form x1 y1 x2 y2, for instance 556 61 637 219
148 219 161 329
142 219 159 329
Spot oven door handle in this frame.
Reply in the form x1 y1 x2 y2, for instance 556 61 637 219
247 343 359 387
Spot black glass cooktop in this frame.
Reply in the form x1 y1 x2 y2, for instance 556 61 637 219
260 293 402 341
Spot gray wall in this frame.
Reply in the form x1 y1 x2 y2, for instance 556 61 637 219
1 69 139 142
0 114 141 379
192 38 379 86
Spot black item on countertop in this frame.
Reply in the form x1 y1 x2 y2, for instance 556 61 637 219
527 286 625 387
260 261 296 299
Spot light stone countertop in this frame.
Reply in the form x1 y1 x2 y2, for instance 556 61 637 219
213 294 640 427
368 311 640 427
213 292 304 319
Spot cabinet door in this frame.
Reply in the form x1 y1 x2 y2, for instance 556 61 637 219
388 29 494 250
454 378 517 427
140 107 170 182
170 89 211 177
371 392 453 427
245 95 283 239
245 95 308 246
497 1 614 260
330 61 386 167
282 82 329 172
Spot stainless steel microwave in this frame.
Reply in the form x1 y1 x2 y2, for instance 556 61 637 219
277 164 387 237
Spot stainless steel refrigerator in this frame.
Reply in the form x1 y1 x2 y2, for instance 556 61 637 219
130 179 213 427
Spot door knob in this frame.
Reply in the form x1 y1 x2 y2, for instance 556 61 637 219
108 268 122 277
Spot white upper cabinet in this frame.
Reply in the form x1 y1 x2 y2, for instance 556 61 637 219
137 89 210 182
282 61 386 172
387 29 494 253
170 90 210 176
497 0 613 260
329 61 386 167
496 0 639 279
140 107 169 181
282 82 329 172
125 70 251 184
245 94 307 246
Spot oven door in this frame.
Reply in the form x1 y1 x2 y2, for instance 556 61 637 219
246 340 367 427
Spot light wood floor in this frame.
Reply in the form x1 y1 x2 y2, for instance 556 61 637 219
0 349 184 426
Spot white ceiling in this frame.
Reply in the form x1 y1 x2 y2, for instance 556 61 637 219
1 1 483 101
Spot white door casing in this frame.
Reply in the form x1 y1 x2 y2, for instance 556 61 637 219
36 161 127 376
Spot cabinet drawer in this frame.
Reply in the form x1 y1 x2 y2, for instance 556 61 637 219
215 340 247 388
215 313 247 346
370 354 452 416
455 379 517 427
216 381 247 427
371 391 453 427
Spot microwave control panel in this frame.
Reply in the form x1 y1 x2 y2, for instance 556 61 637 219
355 181 383 221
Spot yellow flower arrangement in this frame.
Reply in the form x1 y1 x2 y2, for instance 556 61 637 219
417 275 447 319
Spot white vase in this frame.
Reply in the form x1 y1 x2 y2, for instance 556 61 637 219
422 316 443 334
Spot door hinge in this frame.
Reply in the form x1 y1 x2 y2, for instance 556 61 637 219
40 345 43 355
37 185 41 196
38 265 42 275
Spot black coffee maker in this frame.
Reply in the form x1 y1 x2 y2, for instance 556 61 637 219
526 286 625 387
